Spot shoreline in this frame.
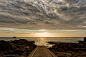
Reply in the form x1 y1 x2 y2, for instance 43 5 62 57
0 39 37 57
0 37 86 57
48 37 86 57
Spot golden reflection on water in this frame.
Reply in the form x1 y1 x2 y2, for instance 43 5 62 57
35 37 46 46
37 37 53 47
40 37 44 40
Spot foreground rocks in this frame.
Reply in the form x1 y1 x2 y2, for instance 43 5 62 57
48 37 86 57
0 39 36 57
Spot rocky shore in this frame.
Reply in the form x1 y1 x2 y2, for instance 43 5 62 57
0 39 37 57
48 37 86 57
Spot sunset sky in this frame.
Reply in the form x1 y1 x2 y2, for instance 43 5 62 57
0 0 86 37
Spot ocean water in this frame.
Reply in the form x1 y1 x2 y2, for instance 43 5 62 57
0 37 84 47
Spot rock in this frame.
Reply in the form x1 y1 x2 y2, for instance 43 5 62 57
0 40 13 51
84 37 86 41
0 39 37 57
49 41 86 52
9 43 17 50
55 43 59 48
48 42 55 44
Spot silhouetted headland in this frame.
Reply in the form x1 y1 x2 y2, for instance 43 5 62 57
13 36 16 38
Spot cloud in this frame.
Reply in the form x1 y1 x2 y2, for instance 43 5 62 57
58 0 79 3
0 0 86 30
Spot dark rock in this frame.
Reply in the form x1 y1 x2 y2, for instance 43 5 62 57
84 37 86 41
48 42 55 44
0 40 13 51
0 39 37 56
49 41 86 52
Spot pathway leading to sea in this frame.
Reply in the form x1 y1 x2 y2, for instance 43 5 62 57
28 46 57 57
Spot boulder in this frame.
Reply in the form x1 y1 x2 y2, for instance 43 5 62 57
0 41 13 51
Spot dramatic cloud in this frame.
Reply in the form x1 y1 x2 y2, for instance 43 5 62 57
0 0 86 30
58 0 79 3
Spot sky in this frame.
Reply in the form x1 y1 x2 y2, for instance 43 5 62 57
0 0 86 37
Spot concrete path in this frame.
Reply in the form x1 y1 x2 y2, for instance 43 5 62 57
28 46 57 57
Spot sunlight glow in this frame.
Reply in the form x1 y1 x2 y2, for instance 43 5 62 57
36 32 51 37
38 29 47 31
40 37 44 40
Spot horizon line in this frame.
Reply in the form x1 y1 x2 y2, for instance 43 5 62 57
0 36 84 38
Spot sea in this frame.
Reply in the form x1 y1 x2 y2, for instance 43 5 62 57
0 37 84 47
